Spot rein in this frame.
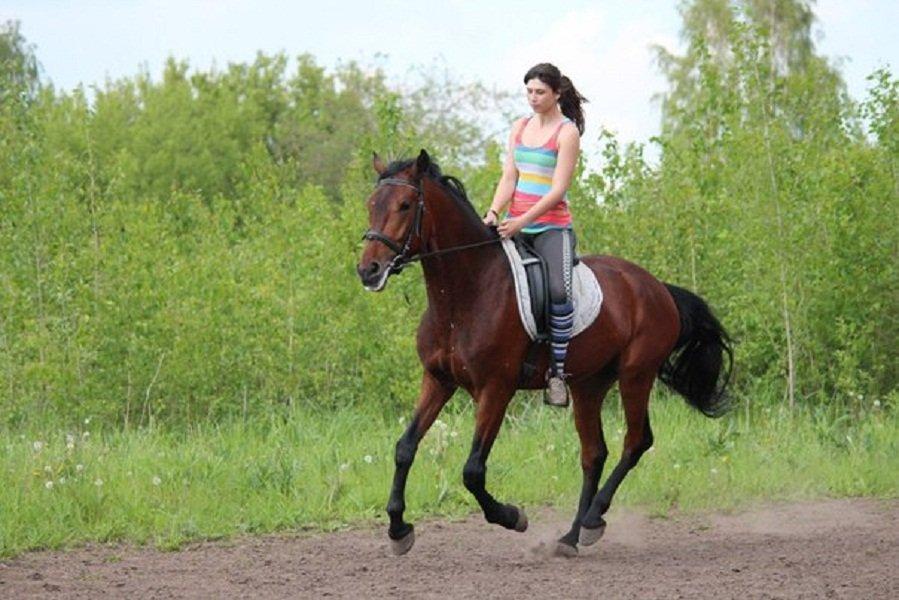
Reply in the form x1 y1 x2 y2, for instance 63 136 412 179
362 177 501 274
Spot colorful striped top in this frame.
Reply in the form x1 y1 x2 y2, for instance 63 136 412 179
508 115 573 233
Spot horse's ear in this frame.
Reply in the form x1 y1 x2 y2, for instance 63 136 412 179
372 152 386 175
412 149 430 178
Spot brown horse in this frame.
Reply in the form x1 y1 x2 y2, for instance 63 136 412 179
357 150 732 557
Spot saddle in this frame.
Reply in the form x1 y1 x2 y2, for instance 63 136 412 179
500 237 603 384
512 236 553 342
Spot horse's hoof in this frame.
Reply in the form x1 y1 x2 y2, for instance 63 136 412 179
578 522 606 546
553 541 578 558
389 527 415 556
514 507 529 532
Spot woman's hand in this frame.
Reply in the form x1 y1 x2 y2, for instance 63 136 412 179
482 209 499 227
497 217 526 239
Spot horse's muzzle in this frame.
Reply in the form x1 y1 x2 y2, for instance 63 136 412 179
357 260 390 292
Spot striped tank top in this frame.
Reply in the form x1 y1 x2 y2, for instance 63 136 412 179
509 115 573 233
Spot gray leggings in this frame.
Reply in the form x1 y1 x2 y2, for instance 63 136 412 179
519 229 577 304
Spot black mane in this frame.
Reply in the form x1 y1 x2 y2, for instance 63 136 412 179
379 158 483 223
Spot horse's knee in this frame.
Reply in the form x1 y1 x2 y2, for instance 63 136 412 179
624 437 653 468
581 444 608 476
462 459 485 493
642 424 654 453
395 439 415 469
633 418 654 463
598 441 609 464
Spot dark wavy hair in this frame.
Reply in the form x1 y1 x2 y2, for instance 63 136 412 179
523 63 588 136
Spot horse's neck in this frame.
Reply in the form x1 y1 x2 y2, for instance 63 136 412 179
419 184 504 317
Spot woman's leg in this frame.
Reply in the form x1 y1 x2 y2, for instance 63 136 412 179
533 229 577 405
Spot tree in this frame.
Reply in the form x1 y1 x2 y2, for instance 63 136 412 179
0 20 40 103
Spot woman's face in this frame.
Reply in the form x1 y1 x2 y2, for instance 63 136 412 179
525 78 559 113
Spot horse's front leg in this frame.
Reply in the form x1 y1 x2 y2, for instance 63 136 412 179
386 371 456 555
462 385 528 532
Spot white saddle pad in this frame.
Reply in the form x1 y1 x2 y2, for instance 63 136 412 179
500 239 603 341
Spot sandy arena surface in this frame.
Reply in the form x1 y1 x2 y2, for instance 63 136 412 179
2 498 897 599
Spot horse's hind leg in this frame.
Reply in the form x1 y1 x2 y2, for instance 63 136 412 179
386 371 456 555
555 378 613 556
462 386 526 532
580 372 655 546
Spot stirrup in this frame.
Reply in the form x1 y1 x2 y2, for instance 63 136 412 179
543 375 570 408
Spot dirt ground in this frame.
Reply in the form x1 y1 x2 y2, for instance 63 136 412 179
2 498 897 599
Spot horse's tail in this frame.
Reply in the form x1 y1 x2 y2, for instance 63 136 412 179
658 283 733 418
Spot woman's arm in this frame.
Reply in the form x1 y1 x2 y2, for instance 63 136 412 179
483 118 526 226
497 123 579 238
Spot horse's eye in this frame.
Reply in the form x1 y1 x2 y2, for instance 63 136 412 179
398 201 411 212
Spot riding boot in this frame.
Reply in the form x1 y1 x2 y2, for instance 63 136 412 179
544 301 574 407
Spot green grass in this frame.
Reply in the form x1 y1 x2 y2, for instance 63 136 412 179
2 393 896 557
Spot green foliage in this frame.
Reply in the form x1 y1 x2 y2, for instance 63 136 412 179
1 6 897 428
574 2 897 407
0 20 40 103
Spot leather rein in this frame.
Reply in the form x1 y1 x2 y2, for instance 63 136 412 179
362 177 501 275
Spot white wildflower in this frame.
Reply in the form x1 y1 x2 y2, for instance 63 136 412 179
398 416 406 425
363 455 373 464
152 476 162 486
339 462 350 472
58 477 66 484
673 463 681 470
873 400 881 408
710 468 718 475
66 441 75 451
32 441 43 452
45 481 54 490
435 419 447 430
450 430 458 439
66 434 75 445
94 478 104 487
84 417 92 425
546 444 555 452
44 465 52 473
82 431 90 439
76 464 85 472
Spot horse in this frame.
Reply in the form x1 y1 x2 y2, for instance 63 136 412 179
356 149 732 557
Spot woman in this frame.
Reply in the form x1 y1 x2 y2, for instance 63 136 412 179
483 62 587 407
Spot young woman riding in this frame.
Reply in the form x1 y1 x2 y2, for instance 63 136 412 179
483 62 588 407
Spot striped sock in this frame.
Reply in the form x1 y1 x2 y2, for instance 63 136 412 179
550 301 574 377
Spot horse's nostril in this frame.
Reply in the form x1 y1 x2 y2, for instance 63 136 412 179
357 261 382 281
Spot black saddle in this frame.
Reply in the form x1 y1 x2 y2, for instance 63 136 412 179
513 236 551 343
512 235 585 387
512 235 580 341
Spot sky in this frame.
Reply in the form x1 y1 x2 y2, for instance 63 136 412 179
3 1 897 160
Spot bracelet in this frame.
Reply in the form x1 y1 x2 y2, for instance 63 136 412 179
488 209 499 218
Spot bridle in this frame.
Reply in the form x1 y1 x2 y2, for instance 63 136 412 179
362 177 426 275
362 177 501 275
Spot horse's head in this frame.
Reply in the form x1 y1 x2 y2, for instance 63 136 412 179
357 149 431 291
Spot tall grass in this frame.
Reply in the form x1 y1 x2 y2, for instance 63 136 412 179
2 390 895 557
